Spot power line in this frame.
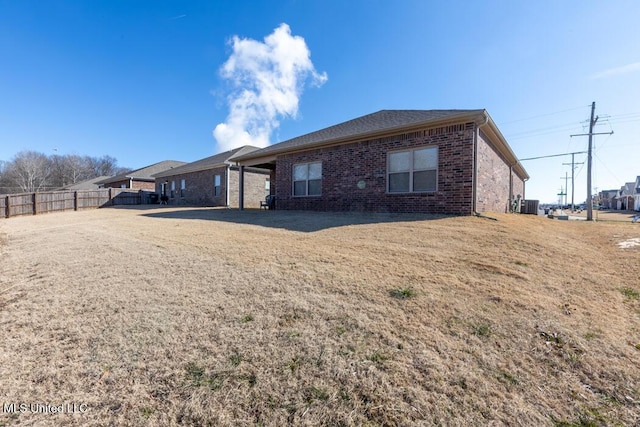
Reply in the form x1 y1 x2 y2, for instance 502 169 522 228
602 111 640 119
519 151 587 161
593 152 623 187
498 105 589 125
506 123 584 140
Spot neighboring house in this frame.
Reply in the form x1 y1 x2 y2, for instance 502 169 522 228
233 109 529 214
59 176 111 190
96 161 186 190
152 146 270 208
599 189 619 210
616 182 635 211
634 176 640 211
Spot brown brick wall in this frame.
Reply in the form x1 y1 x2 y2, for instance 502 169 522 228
273 123 477 214
476 131 525 213
155 166 269 208
229 167 270 209
155 167 228 206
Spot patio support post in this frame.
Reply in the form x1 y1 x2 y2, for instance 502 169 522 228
239 165 245 211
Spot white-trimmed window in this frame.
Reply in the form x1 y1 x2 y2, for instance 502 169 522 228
214 175 221 196
293 162 322 196
180 179 185 197
388 146 438 193
170 180 175 198
265 178 271 197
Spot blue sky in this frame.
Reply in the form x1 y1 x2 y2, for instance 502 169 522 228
1 0 638 203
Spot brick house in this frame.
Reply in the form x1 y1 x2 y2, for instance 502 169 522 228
152 146 270 208
599 189 619 210
233 110 529 214
97 160 186 190
635 176 640 211
615 182 636 211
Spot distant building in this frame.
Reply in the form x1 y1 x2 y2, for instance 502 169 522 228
153 146 270 208
59 176 111 191
96 160 186 190
599 189 619 210
616 182 636 211
634 176 640 211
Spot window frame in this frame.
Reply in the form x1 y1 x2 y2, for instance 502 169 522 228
214 174 221 197
292 161 322 197
387 146 438 194
180 179 185 197
170 180 175 198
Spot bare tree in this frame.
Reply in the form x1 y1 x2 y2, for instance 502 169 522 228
0 160 14 193
65 155 93 185
89 155 122 177
49 155 67 188
6 151 52 193
0 151 129 194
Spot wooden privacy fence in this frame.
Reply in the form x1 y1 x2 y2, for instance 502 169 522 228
0 188 149 219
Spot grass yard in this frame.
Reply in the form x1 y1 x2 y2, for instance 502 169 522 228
0 206 639 426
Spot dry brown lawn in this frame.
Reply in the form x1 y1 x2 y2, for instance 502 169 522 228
0 206 639 426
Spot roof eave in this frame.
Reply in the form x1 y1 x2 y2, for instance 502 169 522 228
153 163 227 179
480 112 530 181
235 111 487 162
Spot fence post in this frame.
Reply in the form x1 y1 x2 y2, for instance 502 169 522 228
74 191 78 211
33 192 37 215
5 195 9 218
108 187 113 206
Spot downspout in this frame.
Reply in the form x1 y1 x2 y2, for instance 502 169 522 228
238 164 245 211
473 112 489 216
509 165 513 211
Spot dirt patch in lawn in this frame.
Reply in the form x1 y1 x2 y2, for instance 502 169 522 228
0 206 639 426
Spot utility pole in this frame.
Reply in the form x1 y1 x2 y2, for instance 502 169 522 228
557 186 566 206
560 172 568 207
586 102 597 221
562 153 584 212
570 102 612 221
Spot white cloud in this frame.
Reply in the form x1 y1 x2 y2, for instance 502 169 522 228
591 61 640 79
213 23 327 151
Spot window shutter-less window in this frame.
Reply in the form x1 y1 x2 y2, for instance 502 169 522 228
293 162 322 196
388 147 437 193
413 147 437 192
388 151 410 192
307 162 322 195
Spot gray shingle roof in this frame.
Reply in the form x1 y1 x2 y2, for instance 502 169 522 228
96 160 187 184
152 146 262 178
233 109 485 160
620 182 636 196
61 176 111 190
